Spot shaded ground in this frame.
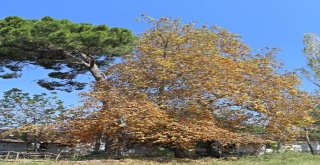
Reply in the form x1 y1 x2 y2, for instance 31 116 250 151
1 151 320 165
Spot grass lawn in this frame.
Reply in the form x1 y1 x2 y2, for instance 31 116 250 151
1 151 320 165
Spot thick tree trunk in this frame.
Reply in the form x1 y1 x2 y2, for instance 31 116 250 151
78 52 106 82
306 129 315 155
206 142 214 157
88 63 105 82
87 61 120 154
84 57 106 153
172 148 188 158
81 54 123 154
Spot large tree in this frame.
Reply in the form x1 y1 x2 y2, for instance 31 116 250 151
67 17 315 157
0 16 135 92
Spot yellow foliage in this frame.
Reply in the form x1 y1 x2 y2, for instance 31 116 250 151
67 17 316 149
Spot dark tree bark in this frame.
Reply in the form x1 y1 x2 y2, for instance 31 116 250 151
172 148 188 158
306 129 315 155
205 141 214 157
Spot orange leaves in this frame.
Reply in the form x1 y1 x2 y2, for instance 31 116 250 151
66 17 316 150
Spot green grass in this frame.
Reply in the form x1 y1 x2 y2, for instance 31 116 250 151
0 151 320 164
222 151 320 165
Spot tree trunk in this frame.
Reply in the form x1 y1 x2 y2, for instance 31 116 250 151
86 59 106 153
104 136 114 154
78 53 106 82
83 55 125 154
93 133 102 153
276 140 281 153
88 63 105 82
205 141 215 157
34 137 38 152
172 148 188 158
306 129 315 155
33 117 38 152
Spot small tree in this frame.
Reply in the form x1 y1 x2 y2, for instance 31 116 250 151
302 33 320 154
301 104 320 155
0 88 66 151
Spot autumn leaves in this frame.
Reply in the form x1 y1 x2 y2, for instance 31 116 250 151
65 17 317 154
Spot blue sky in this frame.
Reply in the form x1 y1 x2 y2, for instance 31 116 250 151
0 0 319 106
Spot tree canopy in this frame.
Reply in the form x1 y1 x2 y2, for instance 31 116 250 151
303 33 320 88
66 17 315 155
0 88 66 150
0 16 136 91
0 88 65 128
